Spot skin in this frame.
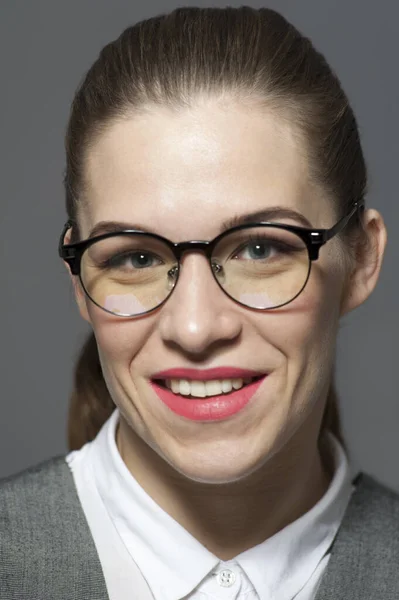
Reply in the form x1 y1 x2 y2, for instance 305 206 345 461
67 98 386 560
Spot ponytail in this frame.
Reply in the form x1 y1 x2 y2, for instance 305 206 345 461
67 333 347 455
67 332 114 451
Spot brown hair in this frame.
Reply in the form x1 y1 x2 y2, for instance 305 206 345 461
64 6 368 455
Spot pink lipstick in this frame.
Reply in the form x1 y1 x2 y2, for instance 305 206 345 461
150 368 267 421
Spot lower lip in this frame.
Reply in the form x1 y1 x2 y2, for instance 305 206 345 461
150 376 267 421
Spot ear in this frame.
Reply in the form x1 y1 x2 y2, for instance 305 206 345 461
340 208 387 316
62 228 92 325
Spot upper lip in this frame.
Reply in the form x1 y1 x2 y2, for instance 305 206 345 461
151 367 267 381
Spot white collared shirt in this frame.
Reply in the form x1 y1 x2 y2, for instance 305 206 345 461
66 408 355 600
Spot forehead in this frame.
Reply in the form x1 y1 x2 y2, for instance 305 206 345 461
81 100 332 239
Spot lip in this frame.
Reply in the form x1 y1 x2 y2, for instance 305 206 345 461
151 367 266 381
150 375 267 421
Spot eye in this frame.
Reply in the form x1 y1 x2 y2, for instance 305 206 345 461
106 251 163 270
232 235 287 261
235 240 275 260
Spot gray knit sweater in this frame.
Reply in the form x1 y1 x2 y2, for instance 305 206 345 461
1 456 399 599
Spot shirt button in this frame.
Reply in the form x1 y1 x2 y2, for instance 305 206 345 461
217 569 236 587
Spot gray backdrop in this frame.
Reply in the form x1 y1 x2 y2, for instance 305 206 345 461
1 0 398 487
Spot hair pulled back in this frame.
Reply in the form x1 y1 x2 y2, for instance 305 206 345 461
64 6 367 453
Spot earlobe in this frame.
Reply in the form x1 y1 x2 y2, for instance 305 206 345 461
340 209 387 316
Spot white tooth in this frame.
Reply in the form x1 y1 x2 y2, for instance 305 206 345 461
190 381 206 397
232 378 244 390
205 380 223 396
171 379 180 394
221 379 233 393
168 378 247 397
179 380 191 396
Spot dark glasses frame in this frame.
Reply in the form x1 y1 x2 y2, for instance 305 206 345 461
58 199 364 314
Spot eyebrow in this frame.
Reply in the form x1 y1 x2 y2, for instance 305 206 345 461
88 206 313 239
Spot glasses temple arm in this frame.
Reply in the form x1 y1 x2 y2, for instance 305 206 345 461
58 219 74 257
323 200 365 241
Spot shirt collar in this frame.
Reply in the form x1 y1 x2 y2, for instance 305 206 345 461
89 408 354 600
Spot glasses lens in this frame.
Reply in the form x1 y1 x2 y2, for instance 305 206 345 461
211 226 310 309
80 234 178 316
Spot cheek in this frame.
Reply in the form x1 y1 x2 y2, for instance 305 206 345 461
87 303 155 368
263 261 344 366
260 268 344 432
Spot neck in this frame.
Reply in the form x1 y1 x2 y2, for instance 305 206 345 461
116 416 333 561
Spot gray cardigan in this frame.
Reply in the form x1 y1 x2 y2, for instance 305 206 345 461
0 456 399 599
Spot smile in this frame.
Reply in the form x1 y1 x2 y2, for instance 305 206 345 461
155 376 262 398
150 375 267 421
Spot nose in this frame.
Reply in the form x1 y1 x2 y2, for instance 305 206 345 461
157 252 243 355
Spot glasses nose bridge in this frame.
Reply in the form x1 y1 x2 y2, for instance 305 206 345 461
173 239 214 262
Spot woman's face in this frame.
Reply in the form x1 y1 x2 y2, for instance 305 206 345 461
74 99 348 484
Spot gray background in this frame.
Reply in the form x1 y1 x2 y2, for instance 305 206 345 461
1 0 398 486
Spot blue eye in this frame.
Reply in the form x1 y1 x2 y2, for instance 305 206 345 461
241 242 273 260
233 238 278 261
231 234 300 262
106 251 162 270
128 252 157 268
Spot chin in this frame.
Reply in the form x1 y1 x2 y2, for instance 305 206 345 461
174 466 252 485
160 447 265 485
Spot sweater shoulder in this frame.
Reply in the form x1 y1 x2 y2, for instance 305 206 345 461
351 471 399 523
0 456 108 599
0 455 73 519
314 472 399 599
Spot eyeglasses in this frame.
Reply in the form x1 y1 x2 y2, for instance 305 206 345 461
59 201 364 317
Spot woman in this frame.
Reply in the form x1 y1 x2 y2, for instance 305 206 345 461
1 5 396 600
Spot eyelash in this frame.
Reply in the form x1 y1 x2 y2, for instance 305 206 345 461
232 235 299 258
